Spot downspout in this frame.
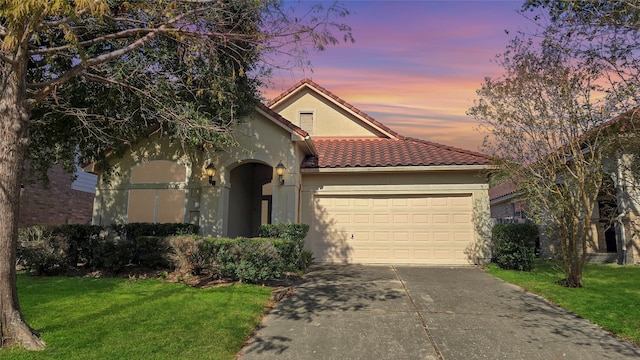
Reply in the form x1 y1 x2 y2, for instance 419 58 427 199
303 135 318 155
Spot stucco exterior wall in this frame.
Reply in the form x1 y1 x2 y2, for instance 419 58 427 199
272 90 382 137
92 135 202 227
92 109 304 237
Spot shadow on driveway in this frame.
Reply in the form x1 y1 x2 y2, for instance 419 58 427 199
239 265 640 360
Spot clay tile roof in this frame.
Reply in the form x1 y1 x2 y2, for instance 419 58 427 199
488 180 517 201
302 137 490 168
268 78 402 139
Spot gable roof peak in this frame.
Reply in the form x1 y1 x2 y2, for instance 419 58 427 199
267 79 401 140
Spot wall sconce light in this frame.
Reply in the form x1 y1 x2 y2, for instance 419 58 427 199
275 161 286 185
205 163 216 186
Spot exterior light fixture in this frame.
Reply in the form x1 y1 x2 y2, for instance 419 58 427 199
205 163 216 186
275 161 286 185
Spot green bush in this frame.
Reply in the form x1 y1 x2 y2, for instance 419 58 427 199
52 224 102 266
111 223 199 241
258 223 311 272
258 223 309 243
491 223 539 271
91 237 131 273
17 226 69 275
167 237 300 283
19 223 200 275
132 236 172 268
234 239 283 282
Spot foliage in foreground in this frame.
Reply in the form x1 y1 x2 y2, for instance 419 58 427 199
170 223 312 283
0 276 272 360
486 259 640 345
17 223 199 275
17 222 312 284
471 1 640 289
1 0 352 349
491 223 538 271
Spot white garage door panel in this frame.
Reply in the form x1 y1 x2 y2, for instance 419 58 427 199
311 195 474 265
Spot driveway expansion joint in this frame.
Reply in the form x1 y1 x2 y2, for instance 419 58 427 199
392 265 445 360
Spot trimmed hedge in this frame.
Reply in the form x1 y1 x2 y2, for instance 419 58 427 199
111 223 199 240
18 223 198 274
168 236 299 283
258 223 312 271
491 223 539 271
258 223 309 242
18 222 311 283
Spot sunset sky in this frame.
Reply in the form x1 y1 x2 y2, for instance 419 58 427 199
261 1 539 152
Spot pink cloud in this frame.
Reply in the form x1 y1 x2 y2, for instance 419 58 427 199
261 1 535 152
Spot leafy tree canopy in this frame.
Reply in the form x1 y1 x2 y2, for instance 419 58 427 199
3 0 353 178
0 0 352 349
470 1 640 287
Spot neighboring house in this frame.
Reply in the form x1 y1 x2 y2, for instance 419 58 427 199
88 79 492 265
19 164 97 227
488 180 526 224
489 108 640 264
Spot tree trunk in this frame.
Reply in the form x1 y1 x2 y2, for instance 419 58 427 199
0 60 45 350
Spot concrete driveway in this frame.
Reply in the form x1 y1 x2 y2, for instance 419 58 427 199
238 265 640 360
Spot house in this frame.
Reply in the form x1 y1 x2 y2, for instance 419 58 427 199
489 108 640 264
19 163 96 227
88 79 492 265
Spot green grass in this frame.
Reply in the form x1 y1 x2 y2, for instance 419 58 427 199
486 259 640 345
0 275 272 360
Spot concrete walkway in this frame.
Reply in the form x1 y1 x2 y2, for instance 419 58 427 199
238 265 640 359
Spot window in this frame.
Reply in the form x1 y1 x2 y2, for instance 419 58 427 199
127 161 187 223
299 111 315 135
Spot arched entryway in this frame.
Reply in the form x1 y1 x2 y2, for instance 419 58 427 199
227 162 273 238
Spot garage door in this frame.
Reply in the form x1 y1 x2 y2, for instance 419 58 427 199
310 194 474 265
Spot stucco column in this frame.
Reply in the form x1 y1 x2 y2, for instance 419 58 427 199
472 188 492 265
198 186 215 236
272 171 299 224
199 184 229 237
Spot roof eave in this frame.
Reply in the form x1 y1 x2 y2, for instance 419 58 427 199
255 106 308 141
301 164 492 174
489 191 522 205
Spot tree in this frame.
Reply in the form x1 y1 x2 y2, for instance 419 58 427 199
468 32 621 288
523 0 640 109
472 1 640 288
522 1 640 187
0 0 353 349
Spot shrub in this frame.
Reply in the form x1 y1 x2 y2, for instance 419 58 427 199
168 235 212 275
18 226 69 275
19 223 200 275
111 223 199 241
234 238 284 282
132 236 172 268
52 224 102 266
258 223 309 243
491 223 539 271
258 223 311 272
167 237 298 283
91 235 131 273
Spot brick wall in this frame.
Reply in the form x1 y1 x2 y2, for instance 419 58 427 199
19 164 95 227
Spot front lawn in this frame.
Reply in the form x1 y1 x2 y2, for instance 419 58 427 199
0 275 272 360
486 259 640 345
